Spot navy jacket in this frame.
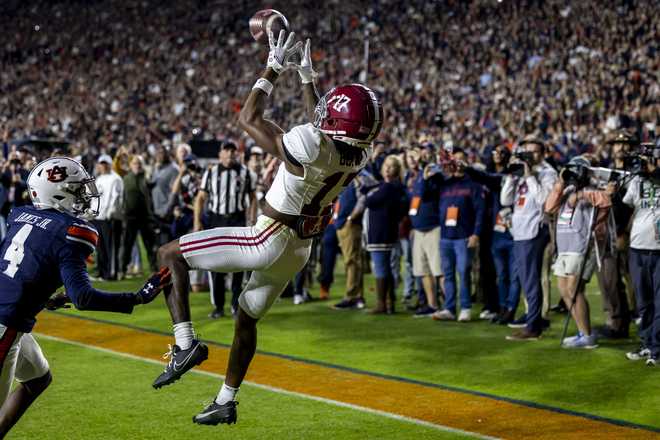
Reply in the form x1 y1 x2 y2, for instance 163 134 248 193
425 174 485 239
364 181 408 250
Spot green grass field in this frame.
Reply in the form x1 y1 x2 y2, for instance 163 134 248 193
10 263 660 439
15 337 464 440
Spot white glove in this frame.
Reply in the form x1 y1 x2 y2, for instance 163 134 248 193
296 38 316 84
267 30 301 74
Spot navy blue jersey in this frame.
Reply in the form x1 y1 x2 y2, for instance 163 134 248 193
0 206 135 332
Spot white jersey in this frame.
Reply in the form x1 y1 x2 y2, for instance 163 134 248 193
265 123 371 216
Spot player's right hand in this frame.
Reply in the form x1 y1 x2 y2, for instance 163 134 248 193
134 268 172 305
267 30 301 74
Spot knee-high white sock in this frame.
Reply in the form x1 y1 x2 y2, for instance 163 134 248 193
173 321 195 350
215 383 239 405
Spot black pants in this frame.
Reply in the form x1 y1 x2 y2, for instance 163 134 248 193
93 219 122 280
207 212 246 312
120 217 157 273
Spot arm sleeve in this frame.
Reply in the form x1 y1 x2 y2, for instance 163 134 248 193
622 177 639 207
282 123 321 166
365 183 391 208
58 242 135 313
108 178 124 219
582 189 612 209
544 182 564 214
465 168 503 191
472 184 486 236
200 168 211 194
500 175 516 206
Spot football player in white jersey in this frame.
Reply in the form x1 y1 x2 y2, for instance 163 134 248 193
153 31 383 425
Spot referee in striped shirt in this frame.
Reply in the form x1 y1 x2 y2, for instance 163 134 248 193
194 141 257 318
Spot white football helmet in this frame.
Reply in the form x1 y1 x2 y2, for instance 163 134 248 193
27 157 100 219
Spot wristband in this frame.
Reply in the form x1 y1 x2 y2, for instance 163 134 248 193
252 78 274 96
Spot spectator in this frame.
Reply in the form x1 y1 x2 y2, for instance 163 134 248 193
119 155 157 278
332 174 368 311
363 155 408 314
502 137 558 340
595 133 635 339
92 154 124 281
408 150 442 317
428 148 485 322
150 145 179 246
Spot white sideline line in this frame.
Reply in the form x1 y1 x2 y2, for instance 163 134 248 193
34 333 498 440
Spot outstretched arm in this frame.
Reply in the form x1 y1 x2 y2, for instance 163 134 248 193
238 30 302 164
296 39 320 122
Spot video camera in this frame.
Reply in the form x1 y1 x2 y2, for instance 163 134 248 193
506 151 536 177
621 142 660 174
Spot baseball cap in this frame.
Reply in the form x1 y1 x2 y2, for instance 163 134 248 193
97 154 113 164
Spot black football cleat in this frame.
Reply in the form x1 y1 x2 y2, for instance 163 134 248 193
152 339 208 389
193 401 238 425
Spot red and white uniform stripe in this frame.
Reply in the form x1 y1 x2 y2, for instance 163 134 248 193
179 216 311 318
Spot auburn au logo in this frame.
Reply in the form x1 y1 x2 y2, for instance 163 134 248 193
46 166 68 182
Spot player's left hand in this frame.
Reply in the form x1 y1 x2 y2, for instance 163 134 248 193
291 38 316 84
267 30 302 74
134 267 172 305
45 292 71 311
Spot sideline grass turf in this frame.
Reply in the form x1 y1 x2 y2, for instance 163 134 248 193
12 338 468 440
58 267 659 430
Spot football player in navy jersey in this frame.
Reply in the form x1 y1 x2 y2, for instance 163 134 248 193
0 157 171 437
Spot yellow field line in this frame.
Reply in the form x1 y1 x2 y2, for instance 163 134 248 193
34 312 659 440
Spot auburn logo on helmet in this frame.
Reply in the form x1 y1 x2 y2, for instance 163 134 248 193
46 166 68 182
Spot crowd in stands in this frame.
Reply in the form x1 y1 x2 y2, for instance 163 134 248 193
1 0 659 361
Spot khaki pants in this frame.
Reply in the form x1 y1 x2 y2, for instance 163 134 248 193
336 222 363 299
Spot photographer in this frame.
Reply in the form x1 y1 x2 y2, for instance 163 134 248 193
623 144 660 366
502 137 558 340
545 156 614 349
595 132 636 339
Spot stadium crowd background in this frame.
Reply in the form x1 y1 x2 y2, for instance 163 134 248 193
1 1 658 349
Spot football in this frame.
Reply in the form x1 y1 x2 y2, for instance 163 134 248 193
249 9 290 44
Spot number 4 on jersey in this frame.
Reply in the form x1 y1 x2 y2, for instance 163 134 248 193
2 224 33 278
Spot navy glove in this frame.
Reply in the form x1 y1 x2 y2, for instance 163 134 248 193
134 268 172 305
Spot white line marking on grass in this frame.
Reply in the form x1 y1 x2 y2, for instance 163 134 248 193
35 333 499 440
